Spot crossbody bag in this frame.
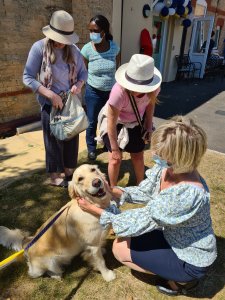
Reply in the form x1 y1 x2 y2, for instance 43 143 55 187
127 92 151 143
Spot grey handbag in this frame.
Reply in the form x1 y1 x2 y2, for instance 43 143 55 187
50 91 89 141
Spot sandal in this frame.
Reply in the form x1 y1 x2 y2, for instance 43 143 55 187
156 278 199 296
50 179 68 188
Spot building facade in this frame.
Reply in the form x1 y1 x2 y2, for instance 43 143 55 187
0 0 224 135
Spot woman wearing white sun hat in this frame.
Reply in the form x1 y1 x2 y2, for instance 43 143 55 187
102 54 162 186
23 10 87 187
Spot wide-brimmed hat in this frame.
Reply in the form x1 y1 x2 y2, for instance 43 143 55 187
115 54 162 93
42 10 79 45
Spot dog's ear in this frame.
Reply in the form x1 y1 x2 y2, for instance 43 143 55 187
68 181 78 199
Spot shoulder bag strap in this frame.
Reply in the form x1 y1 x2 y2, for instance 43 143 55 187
127 92 145 132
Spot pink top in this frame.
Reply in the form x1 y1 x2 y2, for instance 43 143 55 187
108 83 150 123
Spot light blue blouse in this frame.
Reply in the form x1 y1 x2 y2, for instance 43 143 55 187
81 41 120 91
23 39 88 108
100 163 217 267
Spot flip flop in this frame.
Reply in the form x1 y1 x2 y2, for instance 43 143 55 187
156 278 199 296
50 179 68 188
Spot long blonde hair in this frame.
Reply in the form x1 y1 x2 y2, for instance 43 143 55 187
151 116 207 173
47 39 74 64
146 92 159 105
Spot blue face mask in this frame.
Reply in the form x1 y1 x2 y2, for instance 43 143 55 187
90 32 102 44
152 154 171 168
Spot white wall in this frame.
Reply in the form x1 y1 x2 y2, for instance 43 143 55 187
164 18 183 82
112 0 184 82
121 0 153 64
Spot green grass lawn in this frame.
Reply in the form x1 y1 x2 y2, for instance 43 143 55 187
0 149 225 300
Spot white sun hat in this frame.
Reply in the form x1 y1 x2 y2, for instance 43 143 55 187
115 54 162 93
42 10 79 45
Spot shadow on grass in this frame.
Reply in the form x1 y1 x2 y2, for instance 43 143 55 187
0 149 225 299
0 166 121 298
0 172 70 295
63 239 121 300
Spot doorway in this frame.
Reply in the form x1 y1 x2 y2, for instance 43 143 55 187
189 16 214 78
152 16 167 72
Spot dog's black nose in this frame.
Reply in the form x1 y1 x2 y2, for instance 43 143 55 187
92 178 101 188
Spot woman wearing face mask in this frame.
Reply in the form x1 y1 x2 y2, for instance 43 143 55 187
81 15 120 161
78 116 217 296
23 10 87 187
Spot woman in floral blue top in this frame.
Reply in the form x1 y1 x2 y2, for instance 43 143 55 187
78 116 217 296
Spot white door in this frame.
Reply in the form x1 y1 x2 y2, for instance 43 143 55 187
189 16 214 78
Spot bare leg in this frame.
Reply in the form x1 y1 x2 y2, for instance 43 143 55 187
130 151 145 185
112 238 154 274
108 151 122 187
113 238 189 292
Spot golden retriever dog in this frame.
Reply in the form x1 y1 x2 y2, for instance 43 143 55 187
0 164 116 282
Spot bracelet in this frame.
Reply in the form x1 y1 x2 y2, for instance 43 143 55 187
77 80 84 87
76 80 84 88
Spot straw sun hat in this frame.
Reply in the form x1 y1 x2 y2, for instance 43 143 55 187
115 54 162 93
42 10 79 45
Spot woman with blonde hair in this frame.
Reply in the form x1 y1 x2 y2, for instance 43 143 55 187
23 10 87 187
78 116 217 296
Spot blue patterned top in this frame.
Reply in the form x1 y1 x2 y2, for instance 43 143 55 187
100 163 217 267
81 41 120 91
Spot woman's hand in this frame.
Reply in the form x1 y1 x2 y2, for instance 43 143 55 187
111 149 122 161
142 130 152 144
77 198 103 216
71 84 81 95
37 86 63 110
50 92 63 110
111 187 123 198
71 80 84 95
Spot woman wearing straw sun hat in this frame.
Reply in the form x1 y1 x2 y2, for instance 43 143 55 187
100 54 161 187
23 10 87 187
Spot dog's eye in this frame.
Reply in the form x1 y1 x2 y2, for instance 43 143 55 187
78 176 84 182
91 168 96 172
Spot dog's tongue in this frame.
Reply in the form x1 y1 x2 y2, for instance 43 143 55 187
96 188 106 197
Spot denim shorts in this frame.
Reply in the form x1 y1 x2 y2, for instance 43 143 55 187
130 230 209 282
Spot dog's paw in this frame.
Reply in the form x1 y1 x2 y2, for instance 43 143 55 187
102 270 116 282
50 274 62 280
